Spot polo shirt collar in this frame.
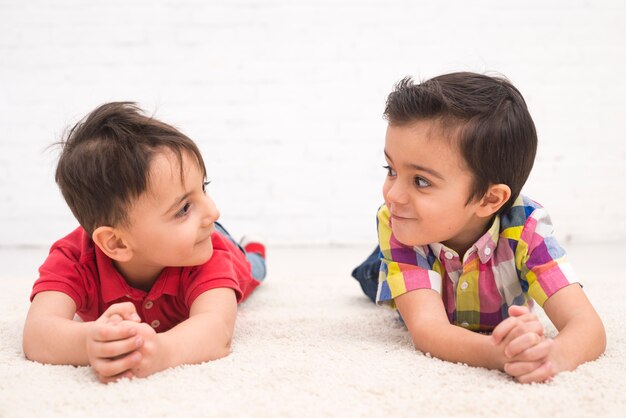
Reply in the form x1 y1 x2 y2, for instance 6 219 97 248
94 244 180 303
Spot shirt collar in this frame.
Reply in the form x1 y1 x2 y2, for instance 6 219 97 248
474 216 500 263
94 244 180 303
428 215 501 264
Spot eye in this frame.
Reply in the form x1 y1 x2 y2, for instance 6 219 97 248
414 176 430 188
175 202 192 218
202 180 211 193
383 165 396 177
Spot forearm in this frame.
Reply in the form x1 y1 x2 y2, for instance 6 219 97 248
157 312 233 371
543 284 606 372
551 311 606 372
23 316 90 366
396 290 506 370
409 320 505 370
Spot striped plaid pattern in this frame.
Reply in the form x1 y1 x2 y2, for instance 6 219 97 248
376 195 576 331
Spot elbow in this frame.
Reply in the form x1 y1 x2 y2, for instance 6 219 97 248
210 337 232 361
586 313 607 361
217 340 232 360
208 326 233 361
408 322 439 355
22 320 58 364
596 322 607 358
22 340 35 361
22 329 42 363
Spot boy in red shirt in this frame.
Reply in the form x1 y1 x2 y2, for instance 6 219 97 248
23 102 266 383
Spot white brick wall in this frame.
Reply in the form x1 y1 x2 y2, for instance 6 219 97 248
1 0 625 247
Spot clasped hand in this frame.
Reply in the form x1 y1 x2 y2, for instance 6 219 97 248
85 302 161 383
491 305 557 383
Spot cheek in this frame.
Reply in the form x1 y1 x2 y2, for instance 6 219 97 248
382 179 391 201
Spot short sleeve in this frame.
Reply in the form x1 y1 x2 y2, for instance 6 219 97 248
376 205 442 308
517 207 576 306
32 245 89 311
183 233 246 307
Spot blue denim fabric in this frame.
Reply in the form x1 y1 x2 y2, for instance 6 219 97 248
214 222 267 282
245 252 267 282
351 246 381 303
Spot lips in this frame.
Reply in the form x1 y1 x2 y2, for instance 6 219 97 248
195 235 211 245
390 213 416 221
196 230 213 245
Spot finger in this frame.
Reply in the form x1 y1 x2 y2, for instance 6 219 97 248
505 332 544 358
102 302 141 323
107 314 123 325
508 305 530 317
495 316 544 348
98 370 134 384
93 351 142 379
491 314 536 344
92 321 138 342
504 360 544 377
491 316 520 344
516 361 555 384
91 336 144 359
509 339 554 363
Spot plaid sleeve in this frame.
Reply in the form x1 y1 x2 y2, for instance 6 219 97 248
515 206 577 307
376 205 442 308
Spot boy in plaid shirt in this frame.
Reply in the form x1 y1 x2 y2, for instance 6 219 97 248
352 72 605 383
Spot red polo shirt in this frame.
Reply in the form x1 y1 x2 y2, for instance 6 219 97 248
31 227 259 333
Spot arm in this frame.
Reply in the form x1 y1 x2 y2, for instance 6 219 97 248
499 205 606 382
491 305 556 383
543 284 606 373
23 291 92 365
492 285 606 383
23 291 143 382
395 289 509 370
129 287 237 378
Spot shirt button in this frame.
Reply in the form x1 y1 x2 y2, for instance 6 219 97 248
144 300 154 309
444 252 454 260
461 322 469 328
150 320 160 329
484 247 492 256
460 282 469 290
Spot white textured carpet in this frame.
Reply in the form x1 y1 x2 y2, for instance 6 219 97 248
1 244 625 418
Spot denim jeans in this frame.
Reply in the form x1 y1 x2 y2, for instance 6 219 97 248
351 246 382 303
214 222 267 282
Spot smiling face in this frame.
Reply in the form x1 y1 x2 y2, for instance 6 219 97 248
114 148 220 287
382 120 492 255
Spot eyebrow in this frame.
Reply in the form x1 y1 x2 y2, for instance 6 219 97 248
384 150 445 180
165 191 192 216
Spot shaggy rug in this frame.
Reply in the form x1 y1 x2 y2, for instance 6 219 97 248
0 245 624 418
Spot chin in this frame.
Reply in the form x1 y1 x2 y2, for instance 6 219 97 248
391 227 420 247
195 247 214 265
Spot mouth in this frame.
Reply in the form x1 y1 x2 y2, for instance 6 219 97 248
390 213 416 221
196 227 214 245
196 235 211 245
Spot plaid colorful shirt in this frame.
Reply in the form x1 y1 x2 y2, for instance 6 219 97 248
376 195 576 332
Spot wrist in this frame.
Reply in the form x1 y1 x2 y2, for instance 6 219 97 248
154 332 175 371
548 337 569 374
485 335 508 371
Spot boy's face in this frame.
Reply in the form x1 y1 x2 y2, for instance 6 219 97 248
119 148 220 273
382 120 488 254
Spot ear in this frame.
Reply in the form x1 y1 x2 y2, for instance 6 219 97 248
476 184 511 217
92 226 133 262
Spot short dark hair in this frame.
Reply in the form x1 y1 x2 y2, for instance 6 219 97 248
384 72 537 213
55 102 206 236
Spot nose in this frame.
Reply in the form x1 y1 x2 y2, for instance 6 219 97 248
384 178 409 205
201 195 220 226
